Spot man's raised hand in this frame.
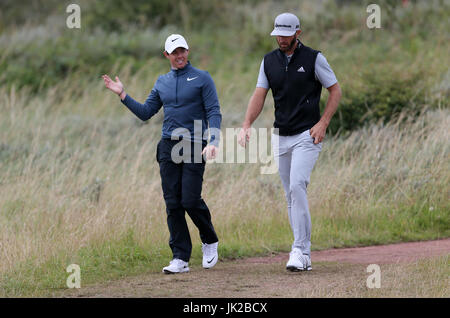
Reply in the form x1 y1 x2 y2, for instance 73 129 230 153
102 74 124 96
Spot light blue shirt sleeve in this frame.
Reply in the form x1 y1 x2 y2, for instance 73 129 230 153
256 58 269 89
314 53 338 88
256 53 338 89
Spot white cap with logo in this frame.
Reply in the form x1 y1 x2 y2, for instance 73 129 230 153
270 13 300 36
165 34 189 54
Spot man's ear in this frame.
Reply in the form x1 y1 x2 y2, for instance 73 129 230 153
163 51 169 58
296 30 302 38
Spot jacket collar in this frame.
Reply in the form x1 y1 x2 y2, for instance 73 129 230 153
171 61 192 76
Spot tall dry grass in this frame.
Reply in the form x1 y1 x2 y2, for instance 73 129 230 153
0 0 448 294
0 69 448 292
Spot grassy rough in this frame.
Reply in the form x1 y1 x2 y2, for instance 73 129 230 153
0 0 449 296
0 86 448 295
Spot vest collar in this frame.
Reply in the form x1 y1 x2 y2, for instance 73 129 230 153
277 40 303 60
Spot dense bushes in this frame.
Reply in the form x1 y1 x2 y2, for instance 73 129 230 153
83 0 240 32
0 0 448 134
324 68 430 134
0 27 164 92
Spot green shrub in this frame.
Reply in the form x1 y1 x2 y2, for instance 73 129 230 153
0 0 448 133
82 0 254 32
325 68 429 134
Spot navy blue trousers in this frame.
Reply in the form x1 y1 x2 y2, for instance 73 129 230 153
156 138 218 262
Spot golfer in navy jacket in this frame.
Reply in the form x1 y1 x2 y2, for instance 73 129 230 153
102 34 221 274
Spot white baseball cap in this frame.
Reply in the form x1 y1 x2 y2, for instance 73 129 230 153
270 13 300 36
165 34 189 54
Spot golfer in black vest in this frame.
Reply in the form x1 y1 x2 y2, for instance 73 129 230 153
239 13 342 271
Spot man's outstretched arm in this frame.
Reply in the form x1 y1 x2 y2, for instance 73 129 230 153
120 87 163 122
102 74 162 121
239 87 269 147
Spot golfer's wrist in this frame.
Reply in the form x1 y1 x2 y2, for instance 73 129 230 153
319 117 330 127
118 88 126 100
242 120 252 130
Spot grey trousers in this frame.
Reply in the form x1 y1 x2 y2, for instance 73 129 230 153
272 129 322 256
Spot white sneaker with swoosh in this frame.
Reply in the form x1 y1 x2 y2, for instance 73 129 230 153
202 242 218 269
286 248 312 271
162 259 190 274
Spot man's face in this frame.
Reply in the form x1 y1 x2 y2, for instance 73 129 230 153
276 30 301 53
276 34 297 53
164 47 189 69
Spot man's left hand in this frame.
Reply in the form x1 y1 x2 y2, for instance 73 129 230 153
202 145 218 160
309 121 328 144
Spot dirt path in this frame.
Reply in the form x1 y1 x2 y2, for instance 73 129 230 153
61 239 449 298
245 238 450 265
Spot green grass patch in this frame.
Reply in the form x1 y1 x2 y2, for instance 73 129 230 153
313 201 450 250
1 200 448 297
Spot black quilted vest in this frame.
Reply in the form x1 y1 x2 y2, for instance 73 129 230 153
264 41 322 136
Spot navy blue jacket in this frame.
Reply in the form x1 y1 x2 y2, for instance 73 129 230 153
121 62 222 146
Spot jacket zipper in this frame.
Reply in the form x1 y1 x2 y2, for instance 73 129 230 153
285 55 289 87
175 72 178 105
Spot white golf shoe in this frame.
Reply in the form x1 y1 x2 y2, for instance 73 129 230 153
162 259 189 274
286 248 312 272
202 242 218 269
